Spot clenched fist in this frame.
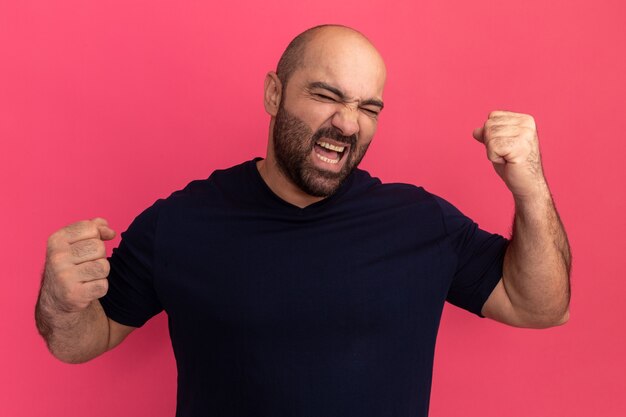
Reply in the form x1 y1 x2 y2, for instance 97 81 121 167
472 110 548 199
41 218 116 313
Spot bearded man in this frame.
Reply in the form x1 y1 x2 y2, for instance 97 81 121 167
36 25 571 417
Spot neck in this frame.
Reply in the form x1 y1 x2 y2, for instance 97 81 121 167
256 159 325 208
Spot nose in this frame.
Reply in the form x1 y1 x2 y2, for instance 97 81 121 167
331 105 360 137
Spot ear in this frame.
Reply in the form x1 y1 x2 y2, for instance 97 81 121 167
264 71 282 117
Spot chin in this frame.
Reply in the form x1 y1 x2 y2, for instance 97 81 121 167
298 168 346 197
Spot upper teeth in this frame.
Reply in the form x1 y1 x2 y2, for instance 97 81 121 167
317 141 345 152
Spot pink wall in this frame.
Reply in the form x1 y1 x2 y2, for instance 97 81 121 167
2 0 625 415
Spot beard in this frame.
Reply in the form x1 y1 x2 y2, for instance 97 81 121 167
272 104 370 197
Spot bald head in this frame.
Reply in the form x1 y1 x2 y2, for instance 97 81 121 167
276 25 386 90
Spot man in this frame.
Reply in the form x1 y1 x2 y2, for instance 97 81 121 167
36 25 570 416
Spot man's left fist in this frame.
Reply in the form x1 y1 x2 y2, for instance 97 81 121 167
472 110 548 199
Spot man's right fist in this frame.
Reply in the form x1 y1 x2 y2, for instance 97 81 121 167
42 218 116 313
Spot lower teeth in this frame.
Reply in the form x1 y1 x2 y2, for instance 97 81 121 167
316 153 339 164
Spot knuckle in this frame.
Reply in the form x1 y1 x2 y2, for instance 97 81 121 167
91 217 108 227
100 258 111 276
82 261 102 278
47 229 72 251
495 137 515 149
65 220 99 240
64 220 86 236
520 128 535 140
488 110 507 119
46 251 67 267
487 124 504 134
83 259 109 279
89 280 109 299
46 232 61 249
99 279 109 295
70 239 101 258
69 243 85 258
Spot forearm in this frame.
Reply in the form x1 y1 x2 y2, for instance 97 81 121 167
502 183 571 326
35 290 110 364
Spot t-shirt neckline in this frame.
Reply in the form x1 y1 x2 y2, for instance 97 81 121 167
247 157 355 212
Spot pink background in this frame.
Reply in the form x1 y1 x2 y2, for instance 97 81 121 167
1 0 625 415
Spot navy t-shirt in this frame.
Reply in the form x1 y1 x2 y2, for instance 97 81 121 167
100 159 508 417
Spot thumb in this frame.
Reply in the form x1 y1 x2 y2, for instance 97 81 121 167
97 225 116 241
91 217 116 241
472 126 485 143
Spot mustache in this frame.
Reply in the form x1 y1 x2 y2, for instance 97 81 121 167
311 127 357 147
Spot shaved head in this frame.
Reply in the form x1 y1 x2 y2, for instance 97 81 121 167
276 25 384 89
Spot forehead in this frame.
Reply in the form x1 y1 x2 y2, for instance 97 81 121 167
291 31 386 100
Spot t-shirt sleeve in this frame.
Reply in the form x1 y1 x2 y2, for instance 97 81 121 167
99 201 164 327
433 195 509 317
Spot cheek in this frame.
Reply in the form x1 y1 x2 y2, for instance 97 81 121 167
315 107 340 128
358 117 377 142
299 103 339 129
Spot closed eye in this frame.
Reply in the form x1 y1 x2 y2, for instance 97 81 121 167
360 107 380 117
314 93 337 102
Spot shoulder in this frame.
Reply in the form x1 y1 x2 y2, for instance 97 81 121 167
348 168 450 213
161 159 256 207
123 160 254 230
339 169 470 238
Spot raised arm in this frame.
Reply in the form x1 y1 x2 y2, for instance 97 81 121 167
35 218 135 363
473 111 571 328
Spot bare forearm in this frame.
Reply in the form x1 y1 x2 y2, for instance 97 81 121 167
36 290 110 364
474 111 571 327
503 184 571 326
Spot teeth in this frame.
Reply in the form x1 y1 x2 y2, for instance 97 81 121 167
316 153 339 164
316 141 345 152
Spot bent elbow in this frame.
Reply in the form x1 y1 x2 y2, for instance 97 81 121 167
523 308 570 329
553 309 570 326
47 344 102 364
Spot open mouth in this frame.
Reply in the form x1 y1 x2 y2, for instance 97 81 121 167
313 140 348 164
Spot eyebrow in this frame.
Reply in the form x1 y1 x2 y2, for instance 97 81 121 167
307 81 385 110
